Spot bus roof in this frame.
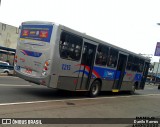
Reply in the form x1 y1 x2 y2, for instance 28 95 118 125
21 21 150 62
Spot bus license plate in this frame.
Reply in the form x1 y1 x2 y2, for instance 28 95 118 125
25 68 32 74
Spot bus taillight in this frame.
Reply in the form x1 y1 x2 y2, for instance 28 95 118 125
44 66 48 71
42 60 51 76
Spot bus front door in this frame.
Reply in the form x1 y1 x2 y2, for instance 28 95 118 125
113 53 127 91
79 42 96 90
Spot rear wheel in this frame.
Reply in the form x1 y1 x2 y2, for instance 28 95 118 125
158 85 160 90
89 80 101 97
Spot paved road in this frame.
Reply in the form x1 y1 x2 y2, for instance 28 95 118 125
0 76 159 104
0 76 159 127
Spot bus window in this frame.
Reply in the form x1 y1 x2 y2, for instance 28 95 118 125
138 59 144 72
126 55 134 70
107 48 118 68
95 44 109 66
132 57 139 72
60 32 83 61
126 55 144 72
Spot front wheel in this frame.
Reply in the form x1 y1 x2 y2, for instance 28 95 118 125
89 80 101 97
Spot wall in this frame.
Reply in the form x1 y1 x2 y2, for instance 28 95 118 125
0 23 19 49
0 23 19 65
153 62 160 74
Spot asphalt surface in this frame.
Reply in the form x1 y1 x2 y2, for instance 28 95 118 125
0 76 159 104
0 76 159 127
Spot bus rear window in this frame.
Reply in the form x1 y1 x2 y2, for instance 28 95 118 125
20 25 53 43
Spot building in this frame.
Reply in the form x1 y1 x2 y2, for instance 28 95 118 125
147 62 160 83
152 62 160 73
0 23 19 65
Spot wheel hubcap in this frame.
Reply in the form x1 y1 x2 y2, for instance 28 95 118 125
92 84 98 95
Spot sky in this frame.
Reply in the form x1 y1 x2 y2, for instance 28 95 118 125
0 0 160 62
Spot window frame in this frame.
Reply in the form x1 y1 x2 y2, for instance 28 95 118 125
59 31 83 61
126 55 134 71
95 44 109 66
107 48 118 68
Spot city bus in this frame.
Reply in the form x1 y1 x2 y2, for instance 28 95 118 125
14 21 150 97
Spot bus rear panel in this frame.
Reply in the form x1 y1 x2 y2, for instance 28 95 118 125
15 22 55 85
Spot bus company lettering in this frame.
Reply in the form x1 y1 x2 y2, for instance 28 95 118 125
104 71 114 78
62 64 71 70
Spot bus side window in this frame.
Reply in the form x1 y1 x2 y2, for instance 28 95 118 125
74 45 81 60
59 32 82 61
138 59 144 72
95 44 109 66
60 32 70 58
132 57 139 72
60 41 69 58
126 55 134 70
107 48 118 68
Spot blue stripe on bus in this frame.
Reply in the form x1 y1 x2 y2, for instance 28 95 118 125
74 70 96 78
75 65 142 81
134 74 142 81
20 50 42 57
93 67 120 80
74 70 89 77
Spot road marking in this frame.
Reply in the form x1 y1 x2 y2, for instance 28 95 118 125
0 94 159 106
0 76 19 78
0 84 31 87
146 88 154 89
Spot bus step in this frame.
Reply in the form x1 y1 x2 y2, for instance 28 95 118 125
112 89 119 92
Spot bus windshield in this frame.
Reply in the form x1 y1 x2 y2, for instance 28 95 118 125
20 25 53 43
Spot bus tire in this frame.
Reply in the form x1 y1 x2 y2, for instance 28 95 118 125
130 85 135 95
89 80 101 97
158 85 160 90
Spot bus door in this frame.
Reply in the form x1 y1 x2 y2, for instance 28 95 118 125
113 53 127 91
140 62 150 89
79 41 97 90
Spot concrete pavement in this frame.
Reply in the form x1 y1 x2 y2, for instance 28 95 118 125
0 76 159 127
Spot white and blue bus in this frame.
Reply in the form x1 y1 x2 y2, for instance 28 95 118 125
14 21 150 97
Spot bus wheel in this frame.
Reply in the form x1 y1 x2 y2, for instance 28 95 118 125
158 85 160 90
89 80 101 97
130 85 135 95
